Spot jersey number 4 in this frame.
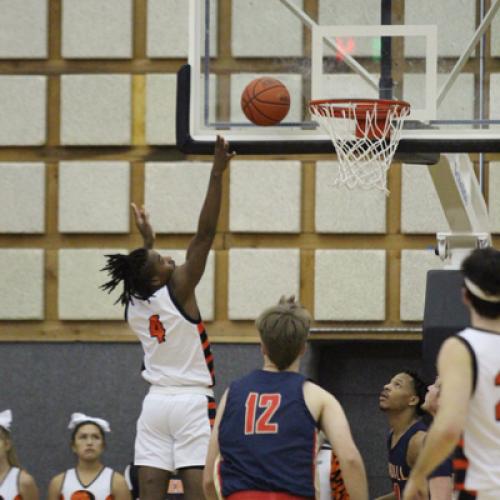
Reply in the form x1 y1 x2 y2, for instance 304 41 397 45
244 392 281 435
149 315 166 343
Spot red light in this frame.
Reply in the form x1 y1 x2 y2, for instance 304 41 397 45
335 37 356 61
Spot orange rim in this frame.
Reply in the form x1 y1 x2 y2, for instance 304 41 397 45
309 98 410 119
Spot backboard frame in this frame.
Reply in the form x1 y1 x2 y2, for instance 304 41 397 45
177 0 500 155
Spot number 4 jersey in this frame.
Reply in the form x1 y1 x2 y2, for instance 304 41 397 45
455 327 500 494
218 370 318 499
126 283 215 390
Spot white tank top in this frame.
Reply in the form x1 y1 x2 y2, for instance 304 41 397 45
0 467 21 500
60 467 114 500
457 327 500 492
126 284 215 392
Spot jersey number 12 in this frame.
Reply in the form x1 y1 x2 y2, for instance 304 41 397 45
244 392 281 434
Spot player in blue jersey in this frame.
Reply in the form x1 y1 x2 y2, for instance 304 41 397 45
376 371 428 500
203 296 368 500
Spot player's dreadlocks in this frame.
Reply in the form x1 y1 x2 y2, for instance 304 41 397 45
100 248 154 305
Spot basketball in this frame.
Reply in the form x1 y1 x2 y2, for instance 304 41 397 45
241 77 290 126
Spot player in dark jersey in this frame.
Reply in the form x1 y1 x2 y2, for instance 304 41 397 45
420 377 453 500
203 296 368 500
376 371 427 500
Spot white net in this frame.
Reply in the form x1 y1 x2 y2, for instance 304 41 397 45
310 100 410 192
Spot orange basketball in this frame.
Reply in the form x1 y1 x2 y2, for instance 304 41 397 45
241 77 290 126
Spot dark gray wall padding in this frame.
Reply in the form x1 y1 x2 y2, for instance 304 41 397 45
422 270 470 381
316 341 424 499
0 341 422 499
0 342 264 498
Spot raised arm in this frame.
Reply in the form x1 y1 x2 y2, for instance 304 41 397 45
174 136 235 300
403 337 471 500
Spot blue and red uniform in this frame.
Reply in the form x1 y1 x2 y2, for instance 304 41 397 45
218 370 318 500
387 420 427 499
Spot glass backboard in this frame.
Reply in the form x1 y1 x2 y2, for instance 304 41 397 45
177 0 500 155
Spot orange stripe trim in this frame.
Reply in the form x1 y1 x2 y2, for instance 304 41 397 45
453 459 469 469
197 322 205 333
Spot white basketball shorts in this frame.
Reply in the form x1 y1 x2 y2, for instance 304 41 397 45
134 389 215 471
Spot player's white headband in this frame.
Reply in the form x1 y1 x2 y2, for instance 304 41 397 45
0 409 12 432
68 413 111 433
464 278 500 303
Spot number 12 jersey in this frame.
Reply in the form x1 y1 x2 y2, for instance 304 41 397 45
218 370 318 499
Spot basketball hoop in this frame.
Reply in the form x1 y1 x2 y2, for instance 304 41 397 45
309 98 411 192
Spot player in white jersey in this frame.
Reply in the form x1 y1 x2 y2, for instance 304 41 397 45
47 413 129 500
0 410 38 500
101 136 234 500
420 377 453 500
404 247 500 500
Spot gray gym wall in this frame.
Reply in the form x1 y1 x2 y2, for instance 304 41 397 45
0 340 423 499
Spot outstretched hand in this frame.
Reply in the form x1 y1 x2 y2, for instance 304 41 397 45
212 135 236 175
131 203 155 249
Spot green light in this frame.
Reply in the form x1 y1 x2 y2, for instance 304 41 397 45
372 38 381 61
